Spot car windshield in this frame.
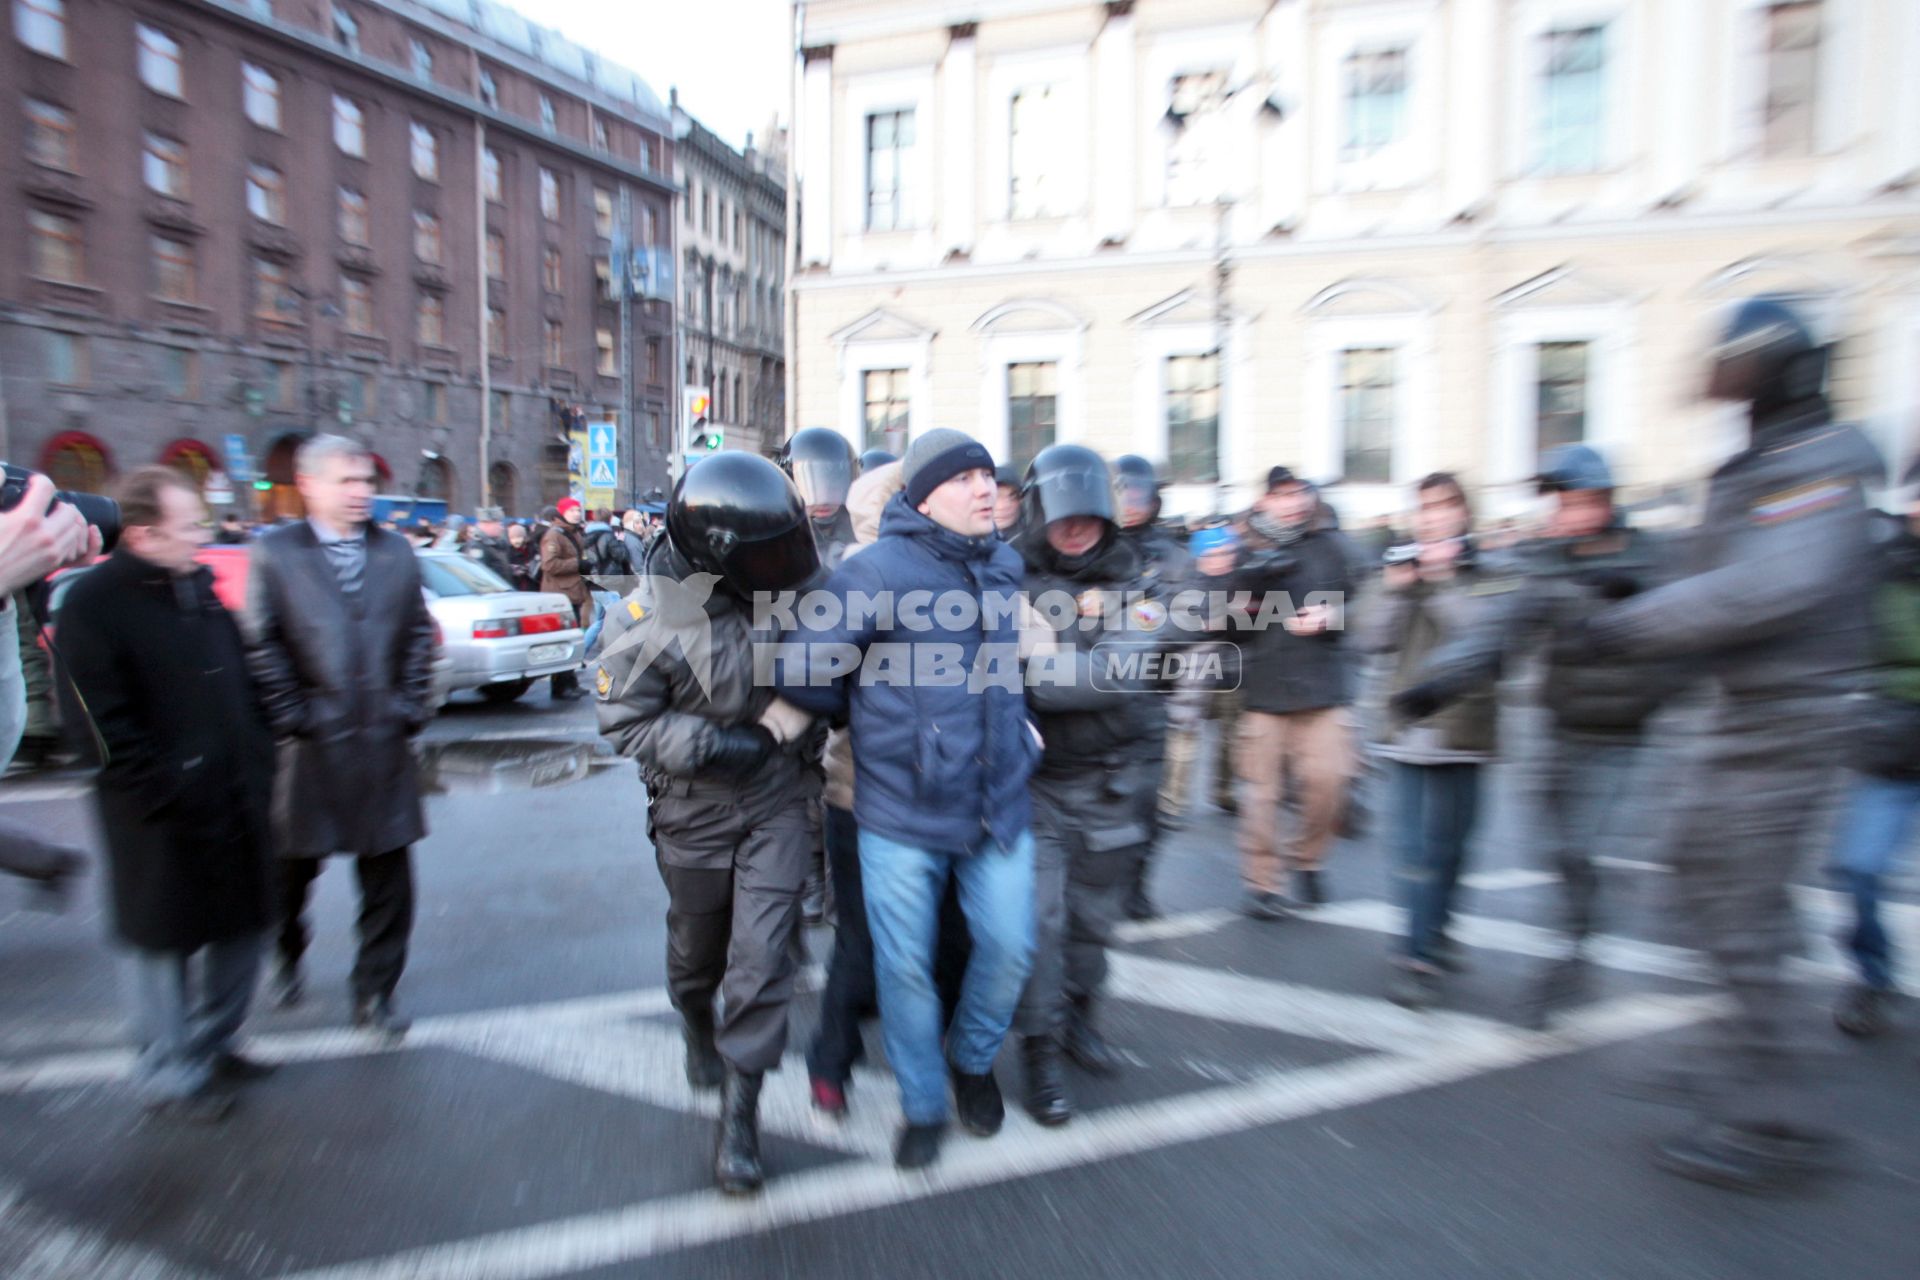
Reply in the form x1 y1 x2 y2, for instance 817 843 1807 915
418 555 512 597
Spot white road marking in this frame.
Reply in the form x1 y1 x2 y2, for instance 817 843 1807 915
279 992 1715 1280
0 1179 212 1280
1459 869 1559 892
1113 908 1239 943
1594 856 1671 875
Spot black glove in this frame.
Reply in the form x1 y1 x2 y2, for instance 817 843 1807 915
703 723 777 776
1576 569 1642 601
1390 681 1447 721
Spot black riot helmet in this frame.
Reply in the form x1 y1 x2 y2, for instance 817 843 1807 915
858 448 898 471
1023 444 1115 533
1706 296 1830 421
779 428 858 512
1535 443 1615 494
1111 454 1160 528
667 451 819 596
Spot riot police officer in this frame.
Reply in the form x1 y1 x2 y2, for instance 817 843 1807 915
1579 297 1882 1192
857 447 898 472
1392 443 1689 1026
1013 445 1169 1126
595 452 823 1195
780 428 860 571
1110 455 1189 919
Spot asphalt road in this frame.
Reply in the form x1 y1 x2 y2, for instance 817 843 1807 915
1 685 1917 1280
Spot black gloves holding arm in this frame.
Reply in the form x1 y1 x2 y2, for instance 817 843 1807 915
702 723 778 776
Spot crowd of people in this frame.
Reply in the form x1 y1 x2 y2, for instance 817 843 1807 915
0 294 1910 1201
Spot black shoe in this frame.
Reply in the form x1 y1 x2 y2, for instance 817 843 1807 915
1834 984 1893 1038
1522 957 1591 1031
682 1016 724 1092
212 1052 279 1083
1655 1122 1841 1194
1292 868 1326 908
1388 963 1441 1011
1240 890 1292 922
1429 932 1469 975
146 1088 236 1126
1021 1037 1073 1127
950 1067 1005 1137
894 1122 946 1169
352 995 412 1039
1064 997 1121 1077
1214 793 1239 816
270 965 304 1010
713 1069 765 1195
1123 886 1158 922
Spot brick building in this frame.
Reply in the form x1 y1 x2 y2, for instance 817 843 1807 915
0 0 678 518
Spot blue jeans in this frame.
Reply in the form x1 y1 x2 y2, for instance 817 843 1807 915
122 932 264 1102
1828 772 1920 991
858 829 1036 1126
582 590 621 657
1389 762 1483 964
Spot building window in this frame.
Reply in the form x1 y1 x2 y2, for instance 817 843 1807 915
242 63 281 130
540 168 561 220
136 23 183 98
483 147 503 202
142 134 188 199
641 205 657 246
1534 340 1590 458
1761 1 1821 158
540 94 556 132
1009 85 1065 219
490 391 510 429
593 118 609 152
272 360 295 407
702 189 713 232
734 373 744 422
1166 71 1230 206
478 67 498 108
487 307 506 357
486 231 506 279
643 138 657 171
715 376 727 422
151 235 194 303
251 256 295 322
409 37 432 81
544 319 564 366
25 99 76 170
413 211 443 263
1342 47 1408 158
593 187 614 238
331 5 357 53
861 368 909 452
1163 354 1220 485
246 163 286 224
338 188 369 244
422 382 447 423
15 0 66 59
734 210 744 249
159 347 198 399
411 122 438 181
1337 348 1396 485
865 109 914 232
342 275 374 333
594 257 613 297
646 337 661 384
543 245 562 292
1004 362 1057 473
1535 26 1607 174
333 94 365 157
416 294 445 346
596 326 616 376
46 331 86 386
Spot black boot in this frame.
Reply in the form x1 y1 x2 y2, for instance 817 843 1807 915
1522 956 1590 1031
713 1069 765 1195
1063 996 1121 1077
1655 1121 1841 1194
1021 1036 1073 1126
950 1066 1005 1137
682 1013 724 1092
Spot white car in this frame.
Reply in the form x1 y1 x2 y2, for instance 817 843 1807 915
416 551 585 703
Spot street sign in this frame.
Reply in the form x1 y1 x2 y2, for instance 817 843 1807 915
585 418 618 508
204 470 233 507
588 423 616 458
223 433 253 483
587 457 617 488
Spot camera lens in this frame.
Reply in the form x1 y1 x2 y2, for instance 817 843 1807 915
55 491 122 554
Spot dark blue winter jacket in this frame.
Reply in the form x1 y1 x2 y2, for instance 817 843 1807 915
774 493 1038 854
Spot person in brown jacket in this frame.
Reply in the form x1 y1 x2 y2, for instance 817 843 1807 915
541 496 591 700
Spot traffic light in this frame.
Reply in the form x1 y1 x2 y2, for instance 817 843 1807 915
684 387 719 451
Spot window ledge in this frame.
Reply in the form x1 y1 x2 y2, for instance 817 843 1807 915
29 278 105 314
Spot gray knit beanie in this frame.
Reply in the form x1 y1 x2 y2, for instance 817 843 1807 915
901 428 996 508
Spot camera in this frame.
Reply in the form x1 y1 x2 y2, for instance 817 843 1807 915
0 462 122 553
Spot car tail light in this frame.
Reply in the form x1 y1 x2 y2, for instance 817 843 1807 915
471 613 566 640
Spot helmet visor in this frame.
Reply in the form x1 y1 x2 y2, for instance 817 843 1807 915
791 455 854 510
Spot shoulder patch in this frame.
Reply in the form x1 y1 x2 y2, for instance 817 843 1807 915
594 666 613 699
1752 480 1851 525
626 600 647 621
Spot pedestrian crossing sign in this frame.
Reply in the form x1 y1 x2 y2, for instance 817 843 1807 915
588 457 617 488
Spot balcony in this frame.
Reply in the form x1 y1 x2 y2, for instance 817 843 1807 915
149 298 214 333
143 197 203 237
416 343 460 371
21 168 90 211
29 277 107 317
413 262 452 292
336 244 381 275
249 224 303 264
